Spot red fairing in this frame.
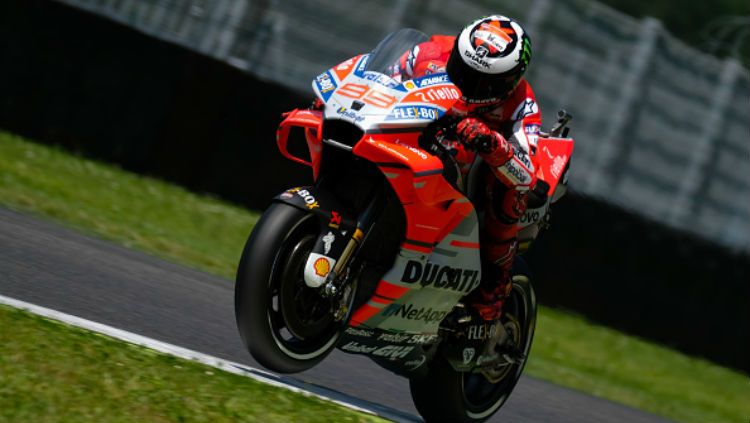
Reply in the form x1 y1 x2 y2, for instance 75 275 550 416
535 136 574 196
352 135 474 254
276 109 324 180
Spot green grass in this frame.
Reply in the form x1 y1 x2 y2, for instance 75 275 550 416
1 131 749 423
0 132 257 279
527 308 749 423
0 304 383 423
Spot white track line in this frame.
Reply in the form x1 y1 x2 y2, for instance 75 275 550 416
0 294 420 423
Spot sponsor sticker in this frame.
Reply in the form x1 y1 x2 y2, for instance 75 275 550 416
551 155 566 179
414 86 461 103
525 124 541 147
335 57 356 72
322 231 335 255
467 323 499 340
329 211 342 229
408 333 439 344
341 341 377 354
381 303 448 324
313 257 331 277
377 333 411 343
520 209 542 224
340 342 414 359
415 73 450 87
344 327 375 337
315 71 337 102
394 140 429 160
362 71 400 88
355 54 369 75
287 188 320 209
463 347 476 365
386 105 441 122
304 253 337 288
336 106 365 123
401 260 481 293
514 148 533 169
464 49 491 68
500 160 532 185
376 332 440 345
373 345 414 359
512 98 539 120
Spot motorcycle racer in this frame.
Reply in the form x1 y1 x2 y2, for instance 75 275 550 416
242 20 571 420
392 15 540 323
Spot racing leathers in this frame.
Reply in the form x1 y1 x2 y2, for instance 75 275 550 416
395 35 541 321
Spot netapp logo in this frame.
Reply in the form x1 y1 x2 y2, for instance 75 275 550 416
401 260 480 293
381 303 448 324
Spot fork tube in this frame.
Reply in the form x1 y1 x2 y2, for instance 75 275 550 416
331 188 384 275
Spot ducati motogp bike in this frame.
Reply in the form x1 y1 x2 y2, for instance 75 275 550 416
235 29 574 422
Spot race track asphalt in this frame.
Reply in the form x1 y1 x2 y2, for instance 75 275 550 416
0 207 675 423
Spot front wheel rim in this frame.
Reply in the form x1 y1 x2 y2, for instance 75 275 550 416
265 216 340 361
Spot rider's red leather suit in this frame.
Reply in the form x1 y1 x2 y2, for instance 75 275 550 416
396 35 542 318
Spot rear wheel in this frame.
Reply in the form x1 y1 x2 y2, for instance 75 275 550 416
235 203 340 373
409 259 537 422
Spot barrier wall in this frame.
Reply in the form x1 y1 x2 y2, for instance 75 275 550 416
0 0 747 372
51 0 750 255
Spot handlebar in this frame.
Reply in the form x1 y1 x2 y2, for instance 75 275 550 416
549 109 572 138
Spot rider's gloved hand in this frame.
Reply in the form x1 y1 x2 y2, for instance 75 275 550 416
456 117 512 165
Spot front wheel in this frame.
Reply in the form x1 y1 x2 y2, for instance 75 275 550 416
235 203 340 373
409 259 537 422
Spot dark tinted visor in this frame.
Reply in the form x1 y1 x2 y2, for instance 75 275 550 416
446 52 522 101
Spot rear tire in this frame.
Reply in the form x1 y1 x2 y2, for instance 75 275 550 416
409 259 537 422
235 203 339 373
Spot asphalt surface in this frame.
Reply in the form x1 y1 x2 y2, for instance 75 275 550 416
0 207 675 423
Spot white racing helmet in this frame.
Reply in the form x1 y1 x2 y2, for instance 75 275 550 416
446 15 532 105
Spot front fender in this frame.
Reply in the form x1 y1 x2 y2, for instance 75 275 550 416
274 186 357 287
273 187 352 225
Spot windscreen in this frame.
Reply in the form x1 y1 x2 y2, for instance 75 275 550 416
364 28 430 75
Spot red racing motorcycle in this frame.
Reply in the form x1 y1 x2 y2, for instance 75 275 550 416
235 29 574 422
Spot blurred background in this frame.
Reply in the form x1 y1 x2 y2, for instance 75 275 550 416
0 0 748 375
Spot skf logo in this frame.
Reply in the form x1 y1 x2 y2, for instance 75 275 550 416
313 257 330 277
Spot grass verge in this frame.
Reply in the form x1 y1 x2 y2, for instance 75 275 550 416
1 131 749 423
0 304 383 423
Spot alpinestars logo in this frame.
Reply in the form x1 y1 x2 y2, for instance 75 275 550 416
381 303 448 324
401 260 480 293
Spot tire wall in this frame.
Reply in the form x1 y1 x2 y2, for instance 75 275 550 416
1 0 747 373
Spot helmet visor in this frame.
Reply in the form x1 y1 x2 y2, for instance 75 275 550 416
446 51 523 102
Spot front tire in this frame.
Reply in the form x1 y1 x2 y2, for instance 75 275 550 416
235 203 340 373
409 259 537 422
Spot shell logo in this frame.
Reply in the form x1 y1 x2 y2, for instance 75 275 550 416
314 257 331 277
